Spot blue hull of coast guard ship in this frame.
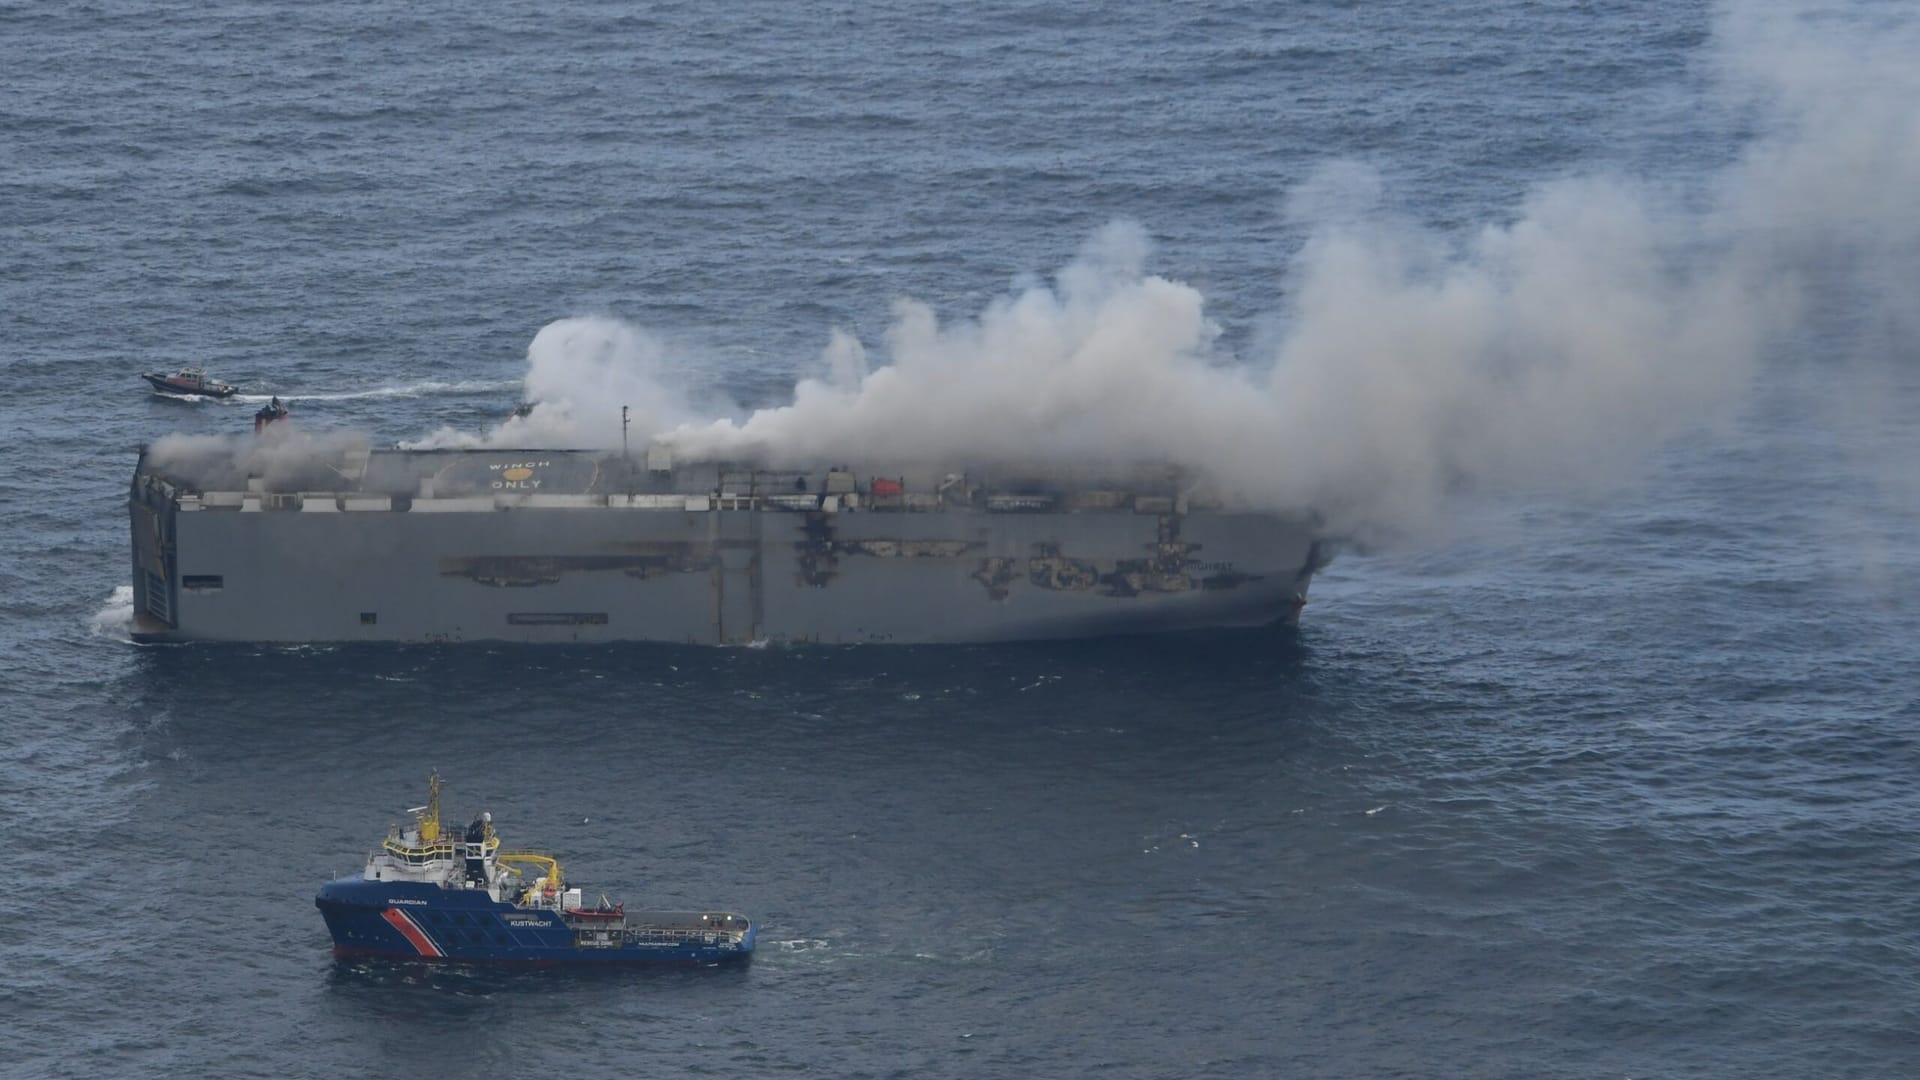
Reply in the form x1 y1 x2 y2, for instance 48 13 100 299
316 878 756 966
315 774 754 967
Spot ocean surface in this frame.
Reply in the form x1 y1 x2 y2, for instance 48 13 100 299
4 1 1918 1077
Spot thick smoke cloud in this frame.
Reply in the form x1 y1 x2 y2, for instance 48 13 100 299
406 318 697 453
421 0 1916 541
147 427 374 492
1711 0 1920 538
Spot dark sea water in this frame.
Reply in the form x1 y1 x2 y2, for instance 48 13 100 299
4 1 1918 1077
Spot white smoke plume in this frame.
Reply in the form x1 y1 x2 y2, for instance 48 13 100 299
406 318 699 452
146 426 374 493
1711 0 1920 542
429 0 1916 541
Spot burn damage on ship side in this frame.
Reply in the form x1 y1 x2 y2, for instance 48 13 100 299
441 546 714 587
130 439 1332 645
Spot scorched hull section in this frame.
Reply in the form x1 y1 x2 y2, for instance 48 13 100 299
131 448 1327 645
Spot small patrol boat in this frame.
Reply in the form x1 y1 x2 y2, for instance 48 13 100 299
315 774 755 966
143 366 238 398
253 397 289 433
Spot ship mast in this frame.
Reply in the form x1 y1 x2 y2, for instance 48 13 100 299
419 771 443 844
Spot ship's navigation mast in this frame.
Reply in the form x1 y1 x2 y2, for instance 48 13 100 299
419 771 443 844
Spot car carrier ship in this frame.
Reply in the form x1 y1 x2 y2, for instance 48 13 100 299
316 774 754 966
128 423 1331 645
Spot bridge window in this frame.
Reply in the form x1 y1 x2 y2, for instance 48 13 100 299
182 575 223 591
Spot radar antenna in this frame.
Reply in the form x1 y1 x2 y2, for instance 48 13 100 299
417 771 443 844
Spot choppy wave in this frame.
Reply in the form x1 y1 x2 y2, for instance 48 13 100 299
11 2 1920 1078
88 585 133 641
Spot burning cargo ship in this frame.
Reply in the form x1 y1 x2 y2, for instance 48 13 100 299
128 432 1330 645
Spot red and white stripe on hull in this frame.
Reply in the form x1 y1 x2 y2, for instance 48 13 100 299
381 907 444 957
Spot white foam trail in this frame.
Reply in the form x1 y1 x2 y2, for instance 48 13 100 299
89 585 134 642
227 379 520 404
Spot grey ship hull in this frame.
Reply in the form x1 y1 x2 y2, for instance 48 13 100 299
130 449 1327 645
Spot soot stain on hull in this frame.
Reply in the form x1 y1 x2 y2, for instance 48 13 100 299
440 545 715 587
794 510 988 587
796 511 1266 601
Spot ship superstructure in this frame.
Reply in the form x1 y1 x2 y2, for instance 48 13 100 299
315 774 754 965
130 437 1330 645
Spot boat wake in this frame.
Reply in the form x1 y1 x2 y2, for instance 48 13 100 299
226 379 520 404
88 586 134 642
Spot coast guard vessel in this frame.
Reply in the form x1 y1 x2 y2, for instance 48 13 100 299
315 775 755 966
127 427 1332 644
